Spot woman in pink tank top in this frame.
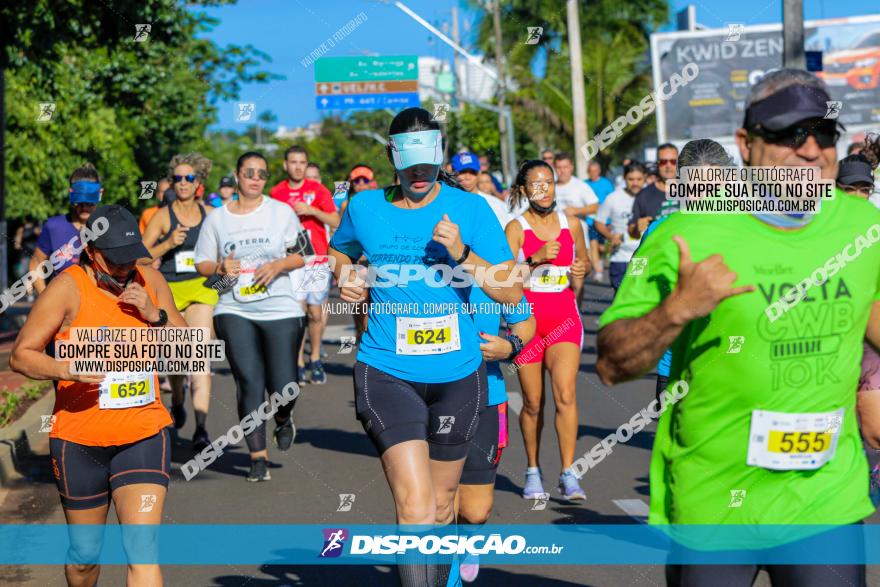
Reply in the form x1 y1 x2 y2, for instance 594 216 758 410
504 159 590 501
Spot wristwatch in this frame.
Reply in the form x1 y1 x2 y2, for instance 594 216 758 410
505 333 524 361
149 309 168 327
454 244 471 265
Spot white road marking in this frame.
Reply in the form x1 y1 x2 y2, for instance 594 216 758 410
507 390 523 415
323 324 355 342
613 498 649 523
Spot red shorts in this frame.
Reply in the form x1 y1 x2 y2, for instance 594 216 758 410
515 289 583 365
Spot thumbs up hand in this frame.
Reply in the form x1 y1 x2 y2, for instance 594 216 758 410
432 213 465 261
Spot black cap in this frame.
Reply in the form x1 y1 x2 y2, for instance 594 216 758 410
86 205 150 265
743 83 839 131
837 157 875 186
219 176 235 188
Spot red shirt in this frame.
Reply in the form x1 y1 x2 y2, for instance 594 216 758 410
269 179 336 259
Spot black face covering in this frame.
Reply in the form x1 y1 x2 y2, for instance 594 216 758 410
91 254 136 295
529 199 557 214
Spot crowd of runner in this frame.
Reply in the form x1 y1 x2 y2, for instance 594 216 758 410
7 67 880 587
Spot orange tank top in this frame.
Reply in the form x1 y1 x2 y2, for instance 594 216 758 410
50 264 172 446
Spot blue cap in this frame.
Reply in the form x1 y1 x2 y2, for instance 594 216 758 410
69 181 102 205
451 151 480 174
389 130 443 170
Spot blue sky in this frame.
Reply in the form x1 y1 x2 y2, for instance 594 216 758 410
200 0 880 131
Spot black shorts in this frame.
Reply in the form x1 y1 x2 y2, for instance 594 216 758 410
353 361 486 461
49 429 171 510
461 402 508 485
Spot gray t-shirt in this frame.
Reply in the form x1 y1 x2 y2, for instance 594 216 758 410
194 197 307 321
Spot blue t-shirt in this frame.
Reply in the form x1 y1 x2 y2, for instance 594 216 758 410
471 293 531 406
585 176 615 226
36 214 82 277
637 213 675 377
330 185 514 382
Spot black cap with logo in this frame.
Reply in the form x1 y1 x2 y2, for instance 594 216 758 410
219 176 235 188
85 205 150 265
837 156 875 187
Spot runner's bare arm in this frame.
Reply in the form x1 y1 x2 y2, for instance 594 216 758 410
858 390 880 449
140 266 187 327
305 207 341 229
329 247 368 303
569 215 590 283
142 207 176 262
597 236 754 385
30 248 50 293
9 274 101 382
592 220 614 241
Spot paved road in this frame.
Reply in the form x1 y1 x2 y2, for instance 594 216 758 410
1 281 877 586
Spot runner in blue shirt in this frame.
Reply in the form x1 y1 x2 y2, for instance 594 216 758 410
32 163 103 295
585 161 616 283
329 107 522 587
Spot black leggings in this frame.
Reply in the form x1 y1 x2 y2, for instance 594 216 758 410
214 314 306 453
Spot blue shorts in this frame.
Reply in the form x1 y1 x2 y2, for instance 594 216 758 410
588 225 606 244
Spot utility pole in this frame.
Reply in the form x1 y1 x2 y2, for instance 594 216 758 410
0 66 7 292
491 0 513 186
451 5 461 109
566 0 589 178
782 0 805 69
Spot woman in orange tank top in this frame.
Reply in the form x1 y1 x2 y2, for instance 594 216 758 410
11 205 185 587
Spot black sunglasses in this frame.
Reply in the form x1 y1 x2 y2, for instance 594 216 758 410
751 120 840 149
173 174 197 184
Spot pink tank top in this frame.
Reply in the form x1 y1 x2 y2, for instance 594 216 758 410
516 211 575 266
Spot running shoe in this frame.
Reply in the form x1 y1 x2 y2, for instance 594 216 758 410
460 553 480 583
273 418 296 451
170 403 186 429
558 469 587 501
310 360 327 385
192 427 210 452
246 458 271 482
522 467 546 499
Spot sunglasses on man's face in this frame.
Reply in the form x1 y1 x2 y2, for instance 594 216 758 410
752 121 840 150
352 177 371 184
173 174 196 184
242 168 269 180
658 158 677 166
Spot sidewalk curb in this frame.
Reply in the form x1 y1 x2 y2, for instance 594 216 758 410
0 389 54 487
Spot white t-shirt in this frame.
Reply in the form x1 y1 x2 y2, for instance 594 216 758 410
554 177 598 216
476 191 510 228
194 197 307 321
595 189 640 263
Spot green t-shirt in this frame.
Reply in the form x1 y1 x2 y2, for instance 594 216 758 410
600 190 880 529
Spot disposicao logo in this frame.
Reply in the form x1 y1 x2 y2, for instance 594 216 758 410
319 528 348 558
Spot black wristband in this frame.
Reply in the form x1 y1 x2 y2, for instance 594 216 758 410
454 244 471 265
149 308 168 327
505 333 524 361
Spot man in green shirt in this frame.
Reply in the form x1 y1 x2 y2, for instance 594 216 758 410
597 69 880 586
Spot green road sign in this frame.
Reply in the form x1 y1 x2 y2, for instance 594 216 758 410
315 55 419 83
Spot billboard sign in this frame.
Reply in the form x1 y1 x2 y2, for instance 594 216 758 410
651 15 880 142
